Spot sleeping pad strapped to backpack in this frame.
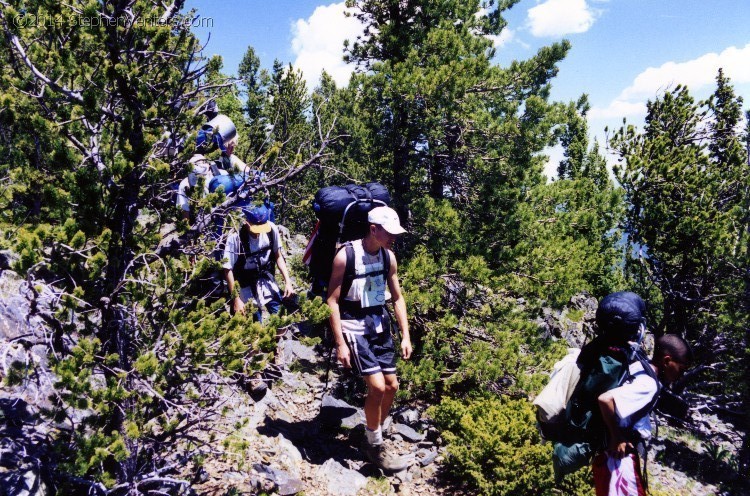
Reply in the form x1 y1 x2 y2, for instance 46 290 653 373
540 292 661 480
307 183 391 294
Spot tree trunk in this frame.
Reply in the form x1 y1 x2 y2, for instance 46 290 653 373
430 156 445 199
392 135 411 223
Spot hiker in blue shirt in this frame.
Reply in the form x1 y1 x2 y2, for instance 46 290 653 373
594 334 691 496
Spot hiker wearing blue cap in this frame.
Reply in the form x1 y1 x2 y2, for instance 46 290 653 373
222 204 295 322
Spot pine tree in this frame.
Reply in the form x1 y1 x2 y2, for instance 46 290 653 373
0 2 330 490
507 97 624 305
343 0 570 265
611 73 749 417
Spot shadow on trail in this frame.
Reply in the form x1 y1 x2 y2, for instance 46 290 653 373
257 409 363 466
654 437 748 493
0 398 51 495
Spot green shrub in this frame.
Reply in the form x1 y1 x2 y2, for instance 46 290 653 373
430 396 593 495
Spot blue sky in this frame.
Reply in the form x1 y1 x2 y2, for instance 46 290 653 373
186 0 750 175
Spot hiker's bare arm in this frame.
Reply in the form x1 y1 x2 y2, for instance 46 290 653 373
387 250 411 360
223 268 245 315
231 153 249 173
274 249 295 298
598 390 630 458
326 249 350 368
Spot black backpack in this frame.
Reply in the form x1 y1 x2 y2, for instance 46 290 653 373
550 292 662 479
231 225 278 287
306 183 391 294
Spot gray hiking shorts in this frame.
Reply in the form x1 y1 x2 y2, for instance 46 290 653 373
342 329 397 377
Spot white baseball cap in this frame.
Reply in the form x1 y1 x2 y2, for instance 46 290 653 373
368 206 406 235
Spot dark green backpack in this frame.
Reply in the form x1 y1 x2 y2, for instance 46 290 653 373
550 292 661 480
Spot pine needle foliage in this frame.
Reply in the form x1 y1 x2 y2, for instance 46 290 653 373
431 396 593 495
0 1 330 490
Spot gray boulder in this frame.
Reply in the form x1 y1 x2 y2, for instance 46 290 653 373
319 395 363 429
317 459 368 496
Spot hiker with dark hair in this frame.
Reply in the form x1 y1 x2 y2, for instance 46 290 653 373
326 206 412 472
594 333 692 495
222 204 295 322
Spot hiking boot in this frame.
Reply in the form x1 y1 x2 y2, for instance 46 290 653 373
361 442 408 472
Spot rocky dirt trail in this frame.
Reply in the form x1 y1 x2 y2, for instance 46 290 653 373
1 255 744 495
188 332 450 496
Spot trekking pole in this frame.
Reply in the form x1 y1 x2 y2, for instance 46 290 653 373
319 322 335 416
385 305 401 347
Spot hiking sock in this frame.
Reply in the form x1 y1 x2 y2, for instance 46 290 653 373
365 426 383 446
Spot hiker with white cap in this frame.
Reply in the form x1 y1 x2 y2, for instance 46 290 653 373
326 205 412 472
222 204 295 322
177 113 252 221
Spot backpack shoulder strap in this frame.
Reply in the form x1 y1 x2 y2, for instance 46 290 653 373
339 243 356 300
232 227 250 275
239 225 250 255
381 247 391 278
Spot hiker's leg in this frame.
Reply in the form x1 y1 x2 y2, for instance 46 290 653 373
370 329 398 426
380 373 399 423
592 453 610 496
265 292 284 363
363 372 386 430
266 291 282 315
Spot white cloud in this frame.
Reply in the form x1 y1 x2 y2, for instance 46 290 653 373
526 0 596 37
487 28 515 49
589 100 647 121
618 43 750 101
291 2 364 90
591 43 750 121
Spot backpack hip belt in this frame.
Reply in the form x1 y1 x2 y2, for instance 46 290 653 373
338 299 385 320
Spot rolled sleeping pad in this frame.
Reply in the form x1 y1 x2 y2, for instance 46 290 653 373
208 173 246 195
205 114 237 143
595 291 647 345
197 114 237 153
